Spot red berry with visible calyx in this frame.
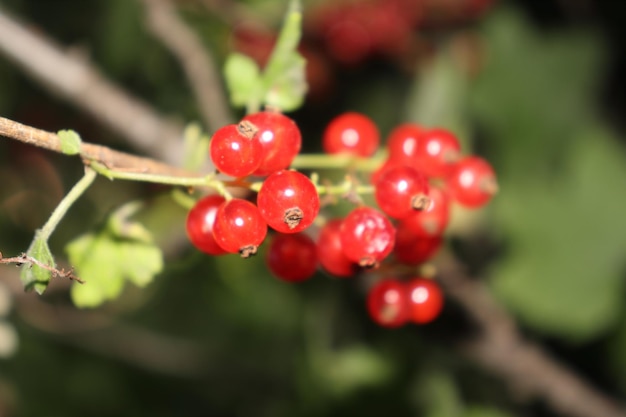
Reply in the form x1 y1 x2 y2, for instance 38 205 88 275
209 121 262 178
340 206 396 268
257 170 320 234
322 112 380 157
212 198 267 258
186 195 227 256
374 165 431 219
399 186 450 237
446 156 498 208
406 278 444 324
267 233 317 283
394 232 443 266
414 128 461 178
316 219 358 278
386 123 425 165
367 278 409 328
242 111 302 176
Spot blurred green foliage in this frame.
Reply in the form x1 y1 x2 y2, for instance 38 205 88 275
0 0 625 416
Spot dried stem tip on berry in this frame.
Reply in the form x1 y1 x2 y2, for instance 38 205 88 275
239 245 258 258
284 207 304 229
411 194 431 211
237 120 259 139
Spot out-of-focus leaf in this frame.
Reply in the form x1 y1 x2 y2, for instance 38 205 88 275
57 130 82 155
224 53 262 108
490 128 626 340
66 203 163 308
182 123 209 172
20 231 54 294
223 0 307 112
471 8 604 180
464 406 513 417
414 371 463 417
318 345 395 397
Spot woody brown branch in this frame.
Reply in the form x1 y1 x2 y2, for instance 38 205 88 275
0 116 199 178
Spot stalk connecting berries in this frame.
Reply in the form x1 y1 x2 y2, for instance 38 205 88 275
186 110 497 328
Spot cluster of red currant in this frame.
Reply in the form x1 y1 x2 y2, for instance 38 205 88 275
186 110 497 327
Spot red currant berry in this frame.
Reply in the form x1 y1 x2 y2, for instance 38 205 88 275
446 156 498 208
414 128 461 178
242 111 302 176
257 170 320 233
374 165 430 219
212 198 267 257
394 233 442 266
316 219 358 278
266 233 317 282
322 112 380 157
406 278 443 324
386 123 424 165
399 186 450 237
367 278 409 328
186 195 228 256
209 121 262 178
340 207 396 268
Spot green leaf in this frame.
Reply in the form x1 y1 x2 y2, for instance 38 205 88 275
182 123 209 172
260 0 307 112
20 231 55 294
66 205 163 308
223 53 262 108
57 129 82 155
490 128 626 340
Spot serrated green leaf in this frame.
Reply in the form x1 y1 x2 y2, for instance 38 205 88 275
224 53 262 108
20 231 55 294
66 210 163 308
57 129 82 155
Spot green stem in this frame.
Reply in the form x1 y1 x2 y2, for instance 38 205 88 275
89 161 212 187
38 168 97 241
291 153 386 171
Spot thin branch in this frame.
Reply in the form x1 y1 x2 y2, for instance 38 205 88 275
139 0 233 132
0 9 185 165
435 251 626 417
0 116 198 178
0 252 84 283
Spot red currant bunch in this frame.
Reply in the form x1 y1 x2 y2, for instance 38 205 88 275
186 110 497 328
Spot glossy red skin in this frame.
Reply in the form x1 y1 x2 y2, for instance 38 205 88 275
339 207 396 267
212 199 267 254
367 278 409 328
386 123 425 165
257 170 320 233
267 233 317 282
406 278 444 324
374 165 430 219
186 195 227 255
399 186 450 237
446 156 497 208
322 112 380 157
209 124 262 178
394 233 442 266
242 112 302 176
413 128 461 178
316 219 358 278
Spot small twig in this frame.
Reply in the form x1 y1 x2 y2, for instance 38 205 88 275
0 252 84 284
139 0 233 132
